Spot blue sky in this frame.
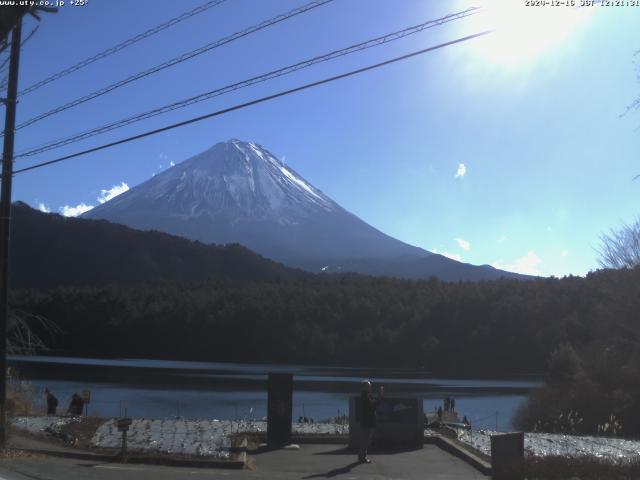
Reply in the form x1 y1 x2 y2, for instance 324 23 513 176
8 0 640 277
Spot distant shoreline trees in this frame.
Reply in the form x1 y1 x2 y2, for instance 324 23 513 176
9 267 639 375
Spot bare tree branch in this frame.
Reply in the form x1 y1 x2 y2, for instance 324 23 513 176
7 309 60 355
598 217 640 269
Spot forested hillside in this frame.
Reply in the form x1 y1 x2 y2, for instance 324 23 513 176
9 202 304 288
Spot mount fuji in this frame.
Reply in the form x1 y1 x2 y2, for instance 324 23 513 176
84 139 528 281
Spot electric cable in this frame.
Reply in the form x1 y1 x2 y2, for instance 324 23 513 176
10 0 335 133
15 7 480 159
12 30 493 176
18 0 228 96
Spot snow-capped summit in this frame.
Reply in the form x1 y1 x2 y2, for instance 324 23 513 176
101 139 335 224
84 139 429 263
84 139 529 280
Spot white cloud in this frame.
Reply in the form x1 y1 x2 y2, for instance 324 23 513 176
97 182 129 204
560 250 568 257
442 251 462 262
59 203 94 217
455 163 466 178
455 238 471 251
37 202 50 213
58 181 129 217
492 251 542 276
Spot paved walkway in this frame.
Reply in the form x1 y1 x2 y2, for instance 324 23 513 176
0 442 487 480
252 443 488 479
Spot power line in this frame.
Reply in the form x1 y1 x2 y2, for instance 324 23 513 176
12 30 493 176
10 0 335 134
16 7 478 158
0 25 40 91
17 0 228 97
15 7 481 160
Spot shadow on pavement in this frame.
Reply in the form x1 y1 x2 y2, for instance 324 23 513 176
302 461 361 478
311 447 352 455
313 446 419 455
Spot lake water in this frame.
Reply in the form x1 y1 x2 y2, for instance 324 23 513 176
8 355 541 431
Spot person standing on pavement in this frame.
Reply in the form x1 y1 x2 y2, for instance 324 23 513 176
358 380 384 464
67 393 84 416
44 388 58 415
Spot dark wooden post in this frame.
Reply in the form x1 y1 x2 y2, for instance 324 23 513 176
267 373 293 446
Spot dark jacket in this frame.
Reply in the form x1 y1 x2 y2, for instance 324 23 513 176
46 392 58 414
359 391 381 428
68 394 84 415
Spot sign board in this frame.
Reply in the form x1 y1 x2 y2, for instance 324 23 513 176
81 389 91 404
490 432 524 480
267 373 293 446
349 396 424 450
117 418 132 432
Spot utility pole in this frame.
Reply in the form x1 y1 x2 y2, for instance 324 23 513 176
0 15 22 449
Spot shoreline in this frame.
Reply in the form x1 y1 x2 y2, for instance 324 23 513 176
8 353 545 381
11 416 640 462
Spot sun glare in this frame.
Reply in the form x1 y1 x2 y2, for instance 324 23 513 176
467 1 594 66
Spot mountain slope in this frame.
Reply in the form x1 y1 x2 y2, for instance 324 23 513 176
9 202 304 289
83 138 530 281
84 139 429 262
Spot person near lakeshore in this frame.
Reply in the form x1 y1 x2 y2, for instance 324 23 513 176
358 380 384 464
45 388 58 415
67 393 84 416
451 397 456 412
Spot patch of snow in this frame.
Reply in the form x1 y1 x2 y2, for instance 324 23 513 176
89 419 347 458
292 422 348 435
244 141 334 212
248 143 271 163
12 416 78 435
278 165 321 200
92 419 233 458
457 429 640 460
